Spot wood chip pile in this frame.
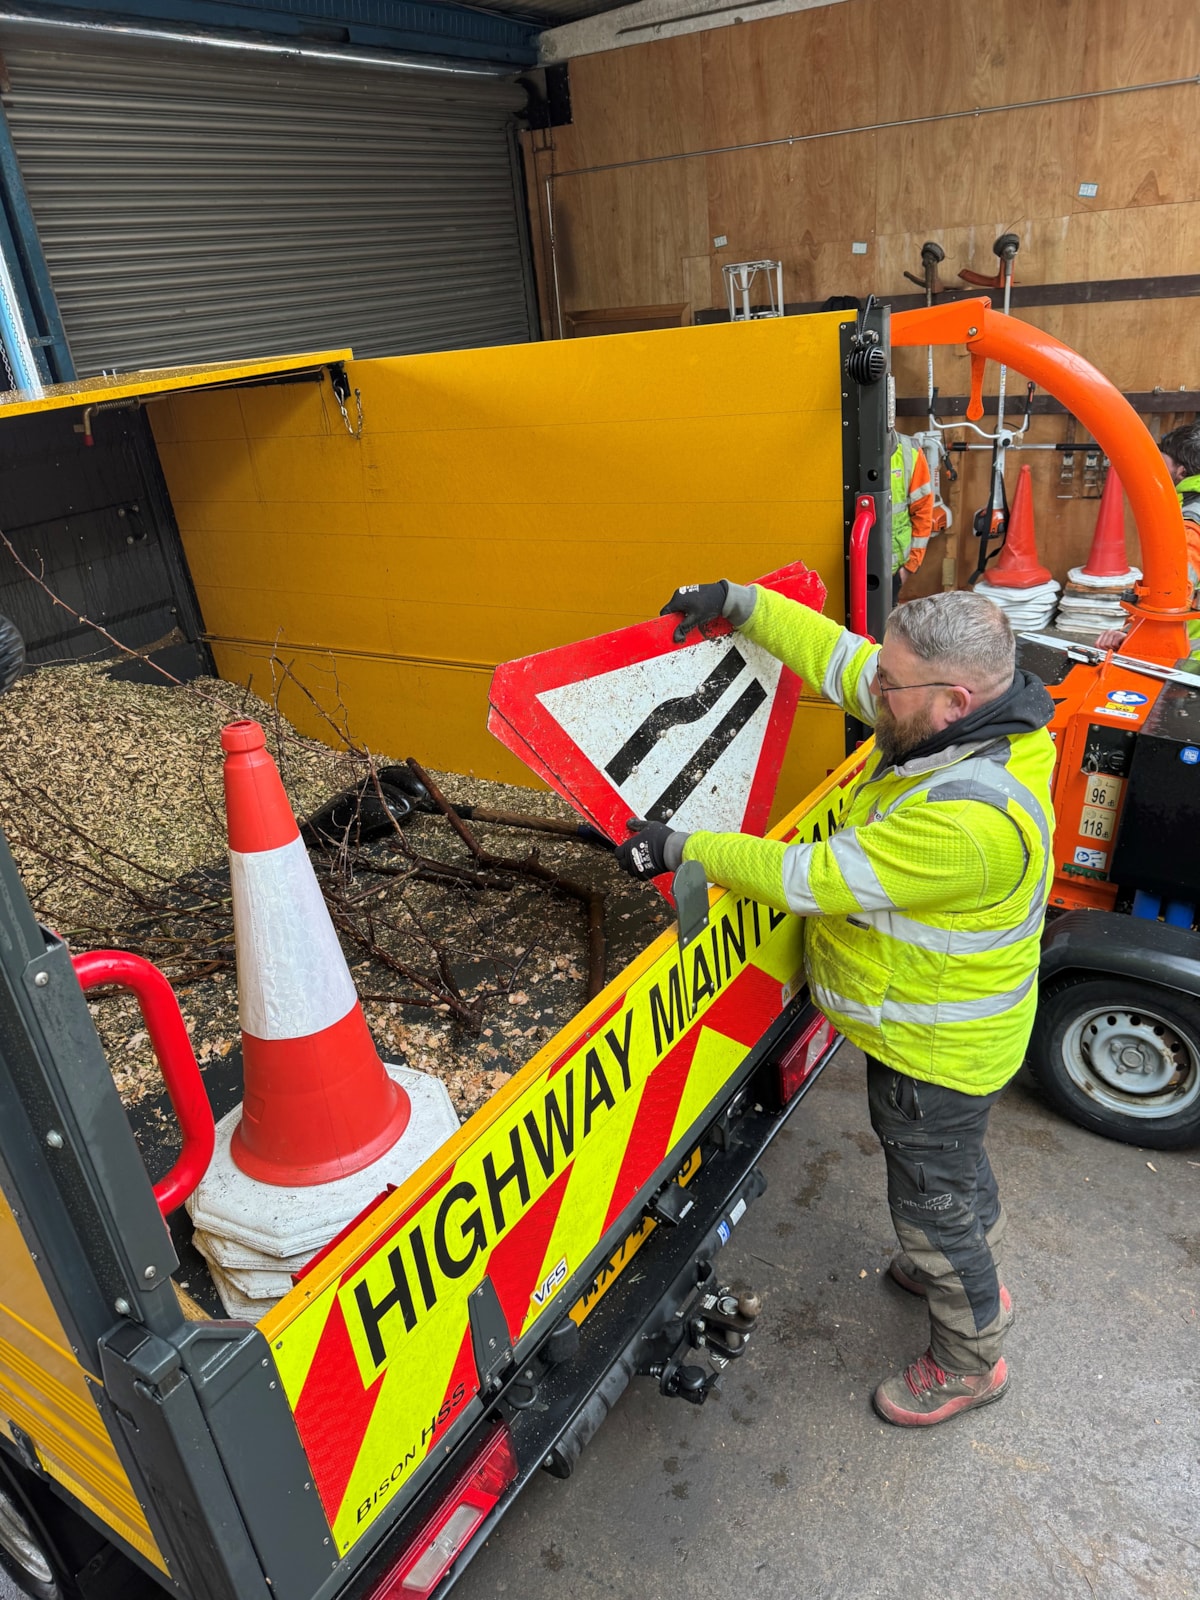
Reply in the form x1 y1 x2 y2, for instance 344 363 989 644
0 664 667 1127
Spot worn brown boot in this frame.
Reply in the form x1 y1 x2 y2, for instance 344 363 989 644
873 1350 1009 1427
888 1252 1013 1322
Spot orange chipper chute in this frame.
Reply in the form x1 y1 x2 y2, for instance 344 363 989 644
890 298 1194 664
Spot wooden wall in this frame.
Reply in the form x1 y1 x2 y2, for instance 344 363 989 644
521 0 1200 591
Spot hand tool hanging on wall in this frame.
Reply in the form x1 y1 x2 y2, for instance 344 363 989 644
902 241 958 539
970 376 1036 582
1082 446 1105 497
950 233 1028 581
1058 416 1078 496
903 241 947 425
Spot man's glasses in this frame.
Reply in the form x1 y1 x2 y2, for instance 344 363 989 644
874 667 968 698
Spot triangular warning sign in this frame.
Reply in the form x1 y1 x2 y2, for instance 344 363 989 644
488 561 826 858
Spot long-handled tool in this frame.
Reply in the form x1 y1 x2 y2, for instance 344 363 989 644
903 241 956 544
950 233 1036 580
903 240 946 425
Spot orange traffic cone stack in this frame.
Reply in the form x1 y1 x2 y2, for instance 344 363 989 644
980 465 1052 588
1055 469 1141 639
974 465 1060 631
189 721 459 1320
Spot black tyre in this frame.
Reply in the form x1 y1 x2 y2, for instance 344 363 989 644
0 1482 69 1600
1028 974 1200 1150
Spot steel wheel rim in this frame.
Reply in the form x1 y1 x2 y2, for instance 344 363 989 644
1062 1003 1200 1120
0 1487 53 1585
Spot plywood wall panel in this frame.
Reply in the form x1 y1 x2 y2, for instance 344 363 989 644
706 129 879 268
522 0 1200 588
557 33 706 166
1080 0 1200 87
1074 201 1200 280
875 0 1091 118
551 158 709 312
875 104 1080 235
1074 87 1200 214
699 1 878 146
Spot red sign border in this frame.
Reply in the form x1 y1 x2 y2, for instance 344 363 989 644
487 563 826 849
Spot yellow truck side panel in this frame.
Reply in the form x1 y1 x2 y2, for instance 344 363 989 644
150 315 853 812
260 748 866 1558
0 1187 167 1572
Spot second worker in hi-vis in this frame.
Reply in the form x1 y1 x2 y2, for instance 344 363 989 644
614 581 1056 1427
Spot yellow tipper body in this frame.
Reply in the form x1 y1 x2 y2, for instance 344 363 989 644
148 313 854 816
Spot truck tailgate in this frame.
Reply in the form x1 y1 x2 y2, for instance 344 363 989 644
260 749 865 1561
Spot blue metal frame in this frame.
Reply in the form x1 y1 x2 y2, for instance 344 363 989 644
22 0 540 65
0 106 74 382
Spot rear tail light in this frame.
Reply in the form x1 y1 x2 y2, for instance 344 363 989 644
777 1011 837 1103
369 1425 518 1600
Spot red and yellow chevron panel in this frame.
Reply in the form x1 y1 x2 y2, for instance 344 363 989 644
261 748 866 1556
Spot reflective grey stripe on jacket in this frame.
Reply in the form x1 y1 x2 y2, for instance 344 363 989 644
781 830 897 916
811 971 1037 1031
786 740 1052 944
818 628 880 724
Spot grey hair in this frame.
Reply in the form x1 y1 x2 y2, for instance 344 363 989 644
885 591 1015 689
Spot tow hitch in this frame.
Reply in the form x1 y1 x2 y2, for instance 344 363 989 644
649 1281 762 1406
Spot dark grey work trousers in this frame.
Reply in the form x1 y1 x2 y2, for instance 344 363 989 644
867 1056 1009 1374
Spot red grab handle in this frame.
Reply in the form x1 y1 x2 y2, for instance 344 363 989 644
72 950 216 1216
849 494 877 640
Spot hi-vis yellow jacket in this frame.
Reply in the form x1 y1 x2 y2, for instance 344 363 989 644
681 589 1056 1095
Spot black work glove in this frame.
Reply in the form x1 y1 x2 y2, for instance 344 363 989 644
660 581 729 645
614 819 684 881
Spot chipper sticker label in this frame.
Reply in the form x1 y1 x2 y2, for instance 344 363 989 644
264 757 862 1557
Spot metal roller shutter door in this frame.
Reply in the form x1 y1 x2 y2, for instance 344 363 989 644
0 37 536 374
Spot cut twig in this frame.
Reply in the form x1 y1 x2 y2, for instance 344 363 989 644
407 757 607 999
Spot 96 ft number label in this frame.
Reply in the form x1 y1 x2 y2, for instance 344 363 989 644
1084 773 1122 810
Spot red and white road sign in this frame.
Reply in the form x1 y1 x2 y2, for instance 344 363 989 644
488 562 827 860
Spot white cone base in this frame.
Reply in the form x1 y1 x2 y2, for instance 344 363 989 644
1055 617 1117 637
1067 565 1141 589
188 1229 311 1272
198 1263 289 1322
192 1247 297 1305
974 579 1061 632
1057 593 1125 611
187 1064 460 1320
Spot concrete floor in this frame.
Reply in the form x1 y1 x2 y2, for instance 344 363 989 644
3 1047 1196 1600
453 1046 1200 1600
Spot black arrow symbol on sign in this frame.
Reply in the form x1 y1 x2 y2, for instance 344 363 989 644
605 645 768 821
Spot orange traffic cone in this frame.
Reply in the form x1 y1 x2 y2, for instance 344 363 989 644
1079 469 1133 579
981 464 1053 589
189 720 459 1317
221 719 410 1186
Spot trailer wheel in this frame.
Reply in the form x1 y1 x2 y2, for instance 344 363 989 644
1028 975 1200 1150
0 1481 69 1600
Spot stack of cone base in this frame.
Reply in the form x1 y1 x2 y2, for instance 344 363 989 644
974 578 1061 633
190 1065 459 1320
186 719 459 1323
1072 469 1139 588
1054 587 1133 640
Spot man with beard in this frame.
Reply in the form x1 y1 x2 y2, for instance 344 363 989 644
614 581 1055 1427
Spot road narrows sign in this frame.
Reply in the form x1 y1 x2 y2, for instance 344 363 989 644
488 562 826 874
